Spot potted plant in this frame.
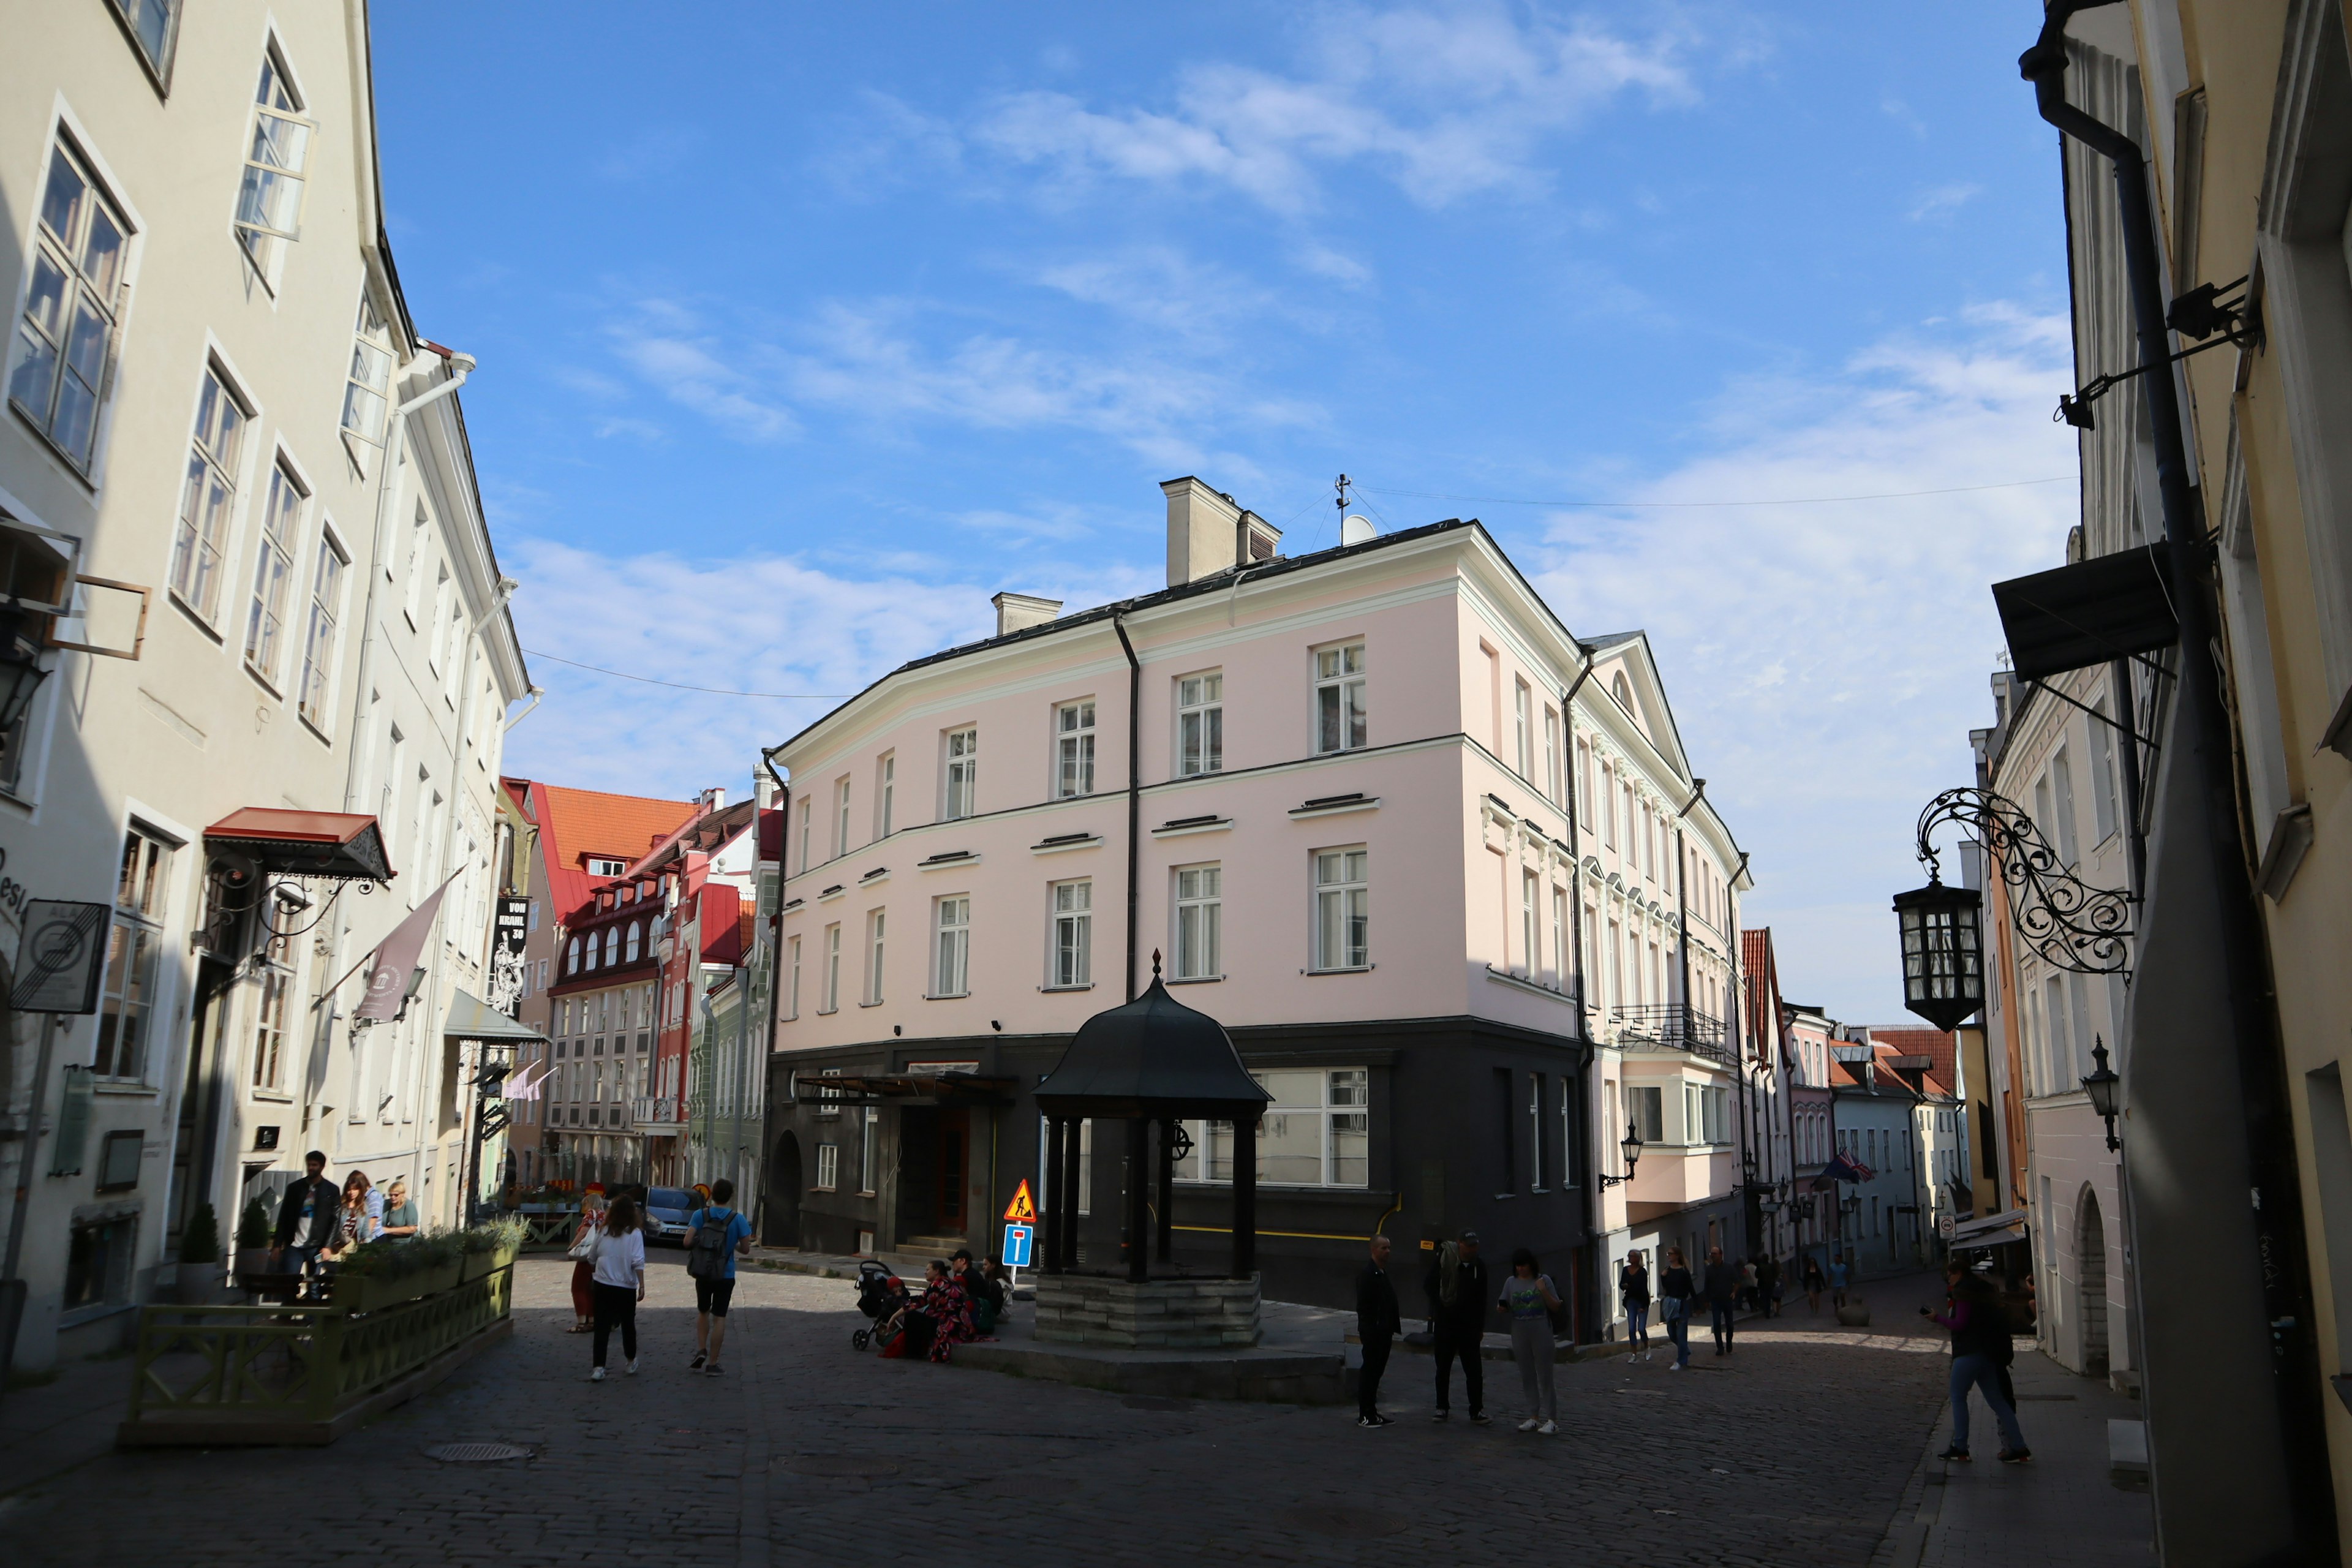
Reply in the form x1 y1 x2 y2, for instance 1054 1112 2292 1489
177 1204 222 1304
458 1218 525 1281
233 1196 273 1280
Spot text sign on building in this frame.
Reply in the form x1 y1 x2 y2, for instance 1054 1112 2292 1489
489 895 530 1018
1001 1222 1034 1268
9 900 108 1014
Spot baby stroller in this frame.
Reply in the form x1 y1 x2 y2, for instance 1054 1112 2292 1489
851 1261 909 1351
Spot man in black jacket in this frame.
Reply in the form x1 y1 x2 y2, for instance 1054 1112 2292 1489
1422 1231 1490 1423
270 1150 338 1282
1702 1245 1742 1354
1355 1234 1401 1427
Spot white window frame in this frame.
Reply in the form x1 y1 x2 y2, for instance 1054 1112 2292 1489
834 776 851 859
876 752 895 839
339 290 393 457
1543 706 1561 804
820 922 841 1013
170 361 250 621
294 519 347 729
1055 699 1096 799
10 135 131 477
96 824 176 1082
1313 642 1367 755
934 895 971 997
1049 880 1091 989
814 1142 840 1192
1175 1067 1368 1189
1177 671 1224 777
943 727 978 821
785 934 801 1020
1174 864 1222 981
865 908 886 1006
1520 869 1539 977
105 0 184 84
798 797 814 872
860 1106 878 1194
1514 679 1532 777
1311 846 1369 971
234 48 315 279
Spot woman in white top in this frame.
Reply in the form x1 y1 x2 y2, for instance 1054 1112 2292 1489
588 1195 647 1381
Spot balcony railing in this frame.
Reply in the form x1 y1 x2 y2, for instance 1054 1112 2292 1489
1608 1004 1732 1063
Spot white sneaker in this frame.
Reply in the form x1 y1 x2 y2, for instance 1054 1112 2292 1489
1538 1420 1558 1436
590 1366 605 1382
1518 1417 1540 1432
1644 1351 1654 1362
625 1358 638 1376
1623 1353 1636 1363
1667 1362 1681 1373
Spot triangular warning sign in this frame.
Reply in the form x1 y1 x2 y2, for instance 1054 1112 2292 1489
1003 1179 1038 1223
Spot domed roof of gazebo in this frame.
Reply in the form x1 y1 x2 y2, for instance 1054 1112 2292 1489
1035 970 1272 1119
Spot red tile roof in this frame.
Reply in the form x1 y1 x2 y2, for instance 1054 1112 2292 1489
507 778 698 929
1867 1026 1958 1090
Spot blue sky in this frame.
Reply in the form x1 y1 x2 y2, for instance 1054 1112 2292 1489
372 2 2081 1022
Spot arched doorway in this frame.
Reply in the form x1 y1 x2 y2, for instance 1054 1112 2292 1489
765 1131 802 1248
2077 1186 2110 1377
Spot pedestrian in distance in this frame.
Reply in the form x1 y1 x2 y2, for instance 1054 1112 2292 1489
1657 1246 1695 1370
684 1177 753 1374
1618 1250 1653 1361
587 1194 647 1381
1496 1249 1562 1433
1828 1252 1850 1309
1923 1260 2030 1463
1757 1253 1783 1319
1803 1254 1827 1315
1703 1245 1741 1354
1422 1231 1490 1423
378 1178 420 1241
566 1187 607 1333
269 1150 338 1289
1354 1234 1401 1428
326 1170 378 1261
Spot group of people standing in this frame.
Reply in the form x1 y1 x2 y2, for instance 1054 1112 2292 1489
266 1150 420 1287
1354 1232 1567 1434
567 1177 753 1380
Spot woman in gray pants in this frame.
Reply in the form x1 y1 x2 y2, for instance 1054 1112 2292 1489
1497 1248 1564 1434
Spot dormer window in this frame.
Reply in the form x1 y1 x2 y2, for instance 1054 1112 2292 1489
587 856 625 877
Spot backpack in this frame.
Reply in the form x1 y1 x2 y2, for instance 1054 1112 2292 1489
686 1208 734 1281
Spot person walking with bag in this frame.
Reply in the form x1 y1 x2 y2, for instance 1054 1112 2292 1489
1923 1260 2030 1463
684 1178 753 1374
1658 1246 1695 1370
1618 1250 1653 1362
1496 1250 1562 1434
565 1188 606 1333
587 1195 646 1381
1422 1232 1490 1423
1354 1234 1401 1428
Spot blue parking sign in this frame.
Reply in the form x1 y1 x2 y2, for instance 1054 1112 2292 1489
1001 1222 1034 1268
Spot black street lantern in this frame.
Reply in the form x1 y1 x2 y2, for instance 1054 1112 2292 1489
1600 1128 1643 1189
1893 875 1985 1031
2081 1035 2122 1151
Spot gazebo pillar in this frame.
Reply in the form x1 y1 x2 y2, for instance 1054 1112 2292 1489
1058 1117 1083 1271
1041 1117 1065 1275
1125 1117 1150 1283
1156 1117 1176 1263
1232 1114 1257 1281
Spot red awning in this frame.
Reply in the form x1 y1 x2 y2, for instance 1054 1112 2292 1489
205 808 394 883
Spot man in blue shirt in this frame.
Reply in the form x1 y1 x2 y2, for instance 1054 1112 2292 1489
686 1177 753 1374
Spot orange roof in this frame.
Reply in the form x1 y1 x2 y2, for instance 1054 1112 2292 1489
1868 1026 1958 1090
510 779 698 924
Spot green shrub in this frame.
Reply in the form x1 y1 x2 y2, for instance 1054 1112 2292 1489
236 1196 271 1250
180 1204 221 1264
334 1227 462 1280
459 1218 524 1253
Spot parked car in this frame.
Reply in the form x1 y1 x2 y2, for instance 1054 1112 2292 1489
643 1186 700 1246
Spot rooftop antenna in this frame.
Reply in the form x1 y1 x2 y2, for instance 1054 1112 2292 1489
1335 473 1351 521
1336 473 1376 546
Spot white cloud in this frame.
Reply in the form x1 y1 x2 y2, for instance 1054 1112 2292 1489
973 2 1704 214
1521 304 2079 1020
609 304 801 443
1907 181 1982 223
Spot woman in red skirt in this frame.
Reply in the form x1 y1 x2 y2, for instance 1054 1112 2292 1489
568 1187 606 1332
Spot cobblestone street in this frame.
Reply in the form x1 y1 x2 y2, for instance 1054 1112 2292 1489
0 1257 1984 1566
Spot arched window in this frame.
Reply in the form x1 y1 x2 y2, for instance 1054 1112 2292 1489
567 935 581 974
625 922 642 963
601 927 617 967
1612 671 1634 714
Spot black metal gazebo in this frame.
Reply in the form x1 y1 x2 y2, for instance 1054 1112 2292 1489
1034 963 1270 1283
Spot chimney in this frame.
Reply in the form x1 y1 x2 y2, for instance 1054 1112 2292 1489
1162 477 1243 586
1237 510 1283 564
992 592 1063 636
699 786 726 811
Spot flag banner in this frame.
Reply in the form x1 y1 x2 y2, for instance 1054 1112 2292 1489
355 875 458 1022
504 1059 551 1101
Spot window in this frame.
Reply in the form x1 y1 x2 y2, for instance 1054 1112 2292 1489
1623 1084 1663 1144
2051 747 2079 866
251 967 288 1089
815 1143 840 1192
861 1106 879 1193
10 140 127 472
64 1216 135 1311
821 924 841 1012
944 728 978 821
1601 765 1616 848
624 922 641 963
1577 742 1594 829
1050 881 1091 987
1178 1069 1368 1188
1520 870 1539 976
876 753 895 838
1314 644 1367 753
2043 976 2070 1090
866 909 886 1005
2090 707 2120 843
295 529 345 725
96 827 172 1080
1514 680 1532 776
1313 848 1369 970
1056 700 1096 798
1551 886 1568 991
565 935 581 974
834 777 851 858
586 856 625 878
1559 1077 1578 1187
798 797 813 871
1544 707 1561 804
786 935 801 1019
242 453 303 677
106 0 183 80
935 897 970 996
1174 865 1221 979
1177 671 1224 776
339 291 394 450
235 53 314 274
168 369 245 617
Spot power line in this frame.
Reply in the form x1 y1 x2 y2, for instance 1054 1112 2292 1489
1352 475 2078 509
521 648 847 699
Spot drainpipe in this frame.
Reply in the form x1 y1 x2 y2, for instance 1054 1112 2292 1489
1112 615 1142 1003
1557 645 1599 1338
2022 5 2332 1551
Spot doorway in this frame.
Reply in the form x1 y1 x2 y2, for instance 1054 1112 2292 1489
895 1106 968 1241
765 1131 802 1248
2077 1186 2110 1377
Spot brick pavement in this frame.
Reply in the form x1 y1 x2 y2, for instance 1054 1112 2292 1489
0 1255 1988 1566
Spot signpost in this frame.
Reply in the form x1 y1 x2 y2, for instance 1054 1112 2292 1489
1002 1180 1039 1289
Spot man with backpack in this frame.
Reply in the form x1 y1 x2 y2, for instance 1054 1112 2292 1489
685 1177 753 1374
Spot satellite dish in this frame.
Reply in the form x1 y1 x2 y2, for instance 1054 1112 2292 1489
1341 514 1376 545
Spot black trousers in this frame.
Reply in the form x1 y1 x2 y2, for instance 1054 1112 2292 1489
1433 1327 1482 1413
592 1281 637 1367
1359 1333 1392 1418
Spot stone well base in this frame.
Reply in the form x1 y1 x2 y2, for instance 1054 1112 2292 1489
1032 1272 1262 1349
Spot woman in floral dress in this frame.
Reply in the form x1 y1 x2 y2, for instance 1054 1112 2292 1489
918 1259 974 1362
